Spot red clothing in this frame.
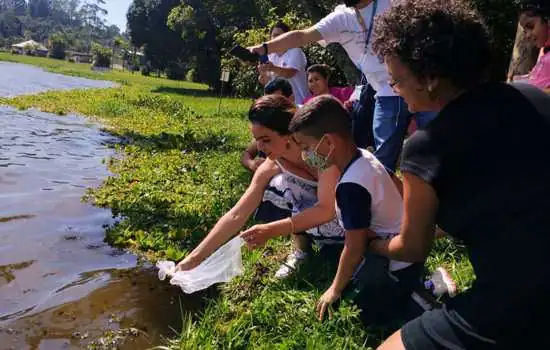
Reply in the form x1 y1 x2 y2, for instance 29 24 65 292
303 86 354 104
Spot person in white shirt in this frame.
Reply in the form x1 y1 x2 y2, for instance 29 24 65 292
258 22 310 105
250 0 437 179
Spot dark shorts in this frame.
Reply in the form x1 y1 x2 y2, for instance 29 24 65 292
402 288 550 350
343 253 431 329
401 305 497 350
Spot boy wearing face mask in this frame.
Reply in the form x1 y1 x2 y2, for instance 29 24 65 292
290 95 429 327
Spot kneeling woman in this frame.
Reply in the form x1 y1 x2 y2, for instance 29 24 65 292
176 95 344 277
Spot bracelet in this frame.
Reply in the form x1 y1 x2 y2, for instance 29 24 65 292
262 42 269 55
287 217 295 235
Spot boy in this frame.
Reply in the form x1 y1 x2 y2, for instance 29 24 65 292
289 95 429 326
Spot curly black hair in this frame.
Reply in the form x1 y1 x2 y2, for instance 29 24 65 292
372 0 491 89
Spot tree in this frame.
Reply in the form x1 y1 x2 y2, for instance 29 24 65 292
0 0 119 52
92 42 111 67
127 0 187 74
29 0 52 18
49 32 68 59
13 0 28 16
0 10 23 38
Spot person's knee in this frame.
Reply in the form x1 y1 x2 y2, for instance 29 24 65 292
377 330 406 350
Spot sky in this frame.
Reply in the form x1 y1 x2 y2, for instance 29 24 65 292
104 0 133 32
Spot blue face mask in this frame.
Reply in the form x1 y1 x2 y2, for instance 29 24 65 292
301 136 334 171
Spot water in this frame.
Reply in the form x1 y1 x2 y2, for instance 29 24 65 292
0 62 114 97
0 64 193 349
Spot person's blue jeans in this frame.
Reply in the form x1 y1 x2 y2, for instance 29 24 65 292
373 96 437 173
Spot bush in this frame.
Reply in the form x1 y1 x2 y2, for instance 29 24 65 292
140 64 151 76
92 43 112 68
165 61 186 80
48 33 67 60
186 68 197 82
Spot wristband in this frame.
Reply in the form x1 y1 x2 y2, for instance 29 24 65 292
262 42 269 56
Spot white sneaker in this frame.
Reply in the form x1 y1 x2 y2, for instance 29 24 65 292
429 267 457 298
274 250 308 279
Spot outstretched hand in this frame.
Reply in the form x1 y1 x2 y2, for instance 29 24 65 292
248 44 266 56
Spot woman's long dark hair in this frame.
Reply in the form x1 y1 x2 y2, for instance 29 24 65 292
248 95 296 135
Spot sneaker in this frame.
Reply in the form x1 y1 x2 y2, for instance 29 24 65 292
274 250 308 279
426 267 457 298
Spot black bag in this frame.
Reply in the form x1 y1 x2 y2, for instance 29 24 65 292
350 84 376 149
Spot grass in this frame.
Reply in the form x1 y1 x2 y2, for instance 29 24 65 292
0 54 474 349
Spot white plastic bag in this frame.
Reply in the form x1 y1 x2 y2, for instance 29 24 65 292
156 236 245 294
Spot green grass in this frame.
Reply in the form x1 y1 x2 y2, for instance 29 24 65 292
0 54 474 349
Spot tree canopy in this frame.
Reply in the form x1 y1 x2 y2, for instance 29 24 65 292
0 0 121 52
126 0 520 92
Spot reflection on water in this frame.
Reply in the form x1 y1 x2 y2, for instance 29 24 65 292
0 61 114 97
0 105 189 349
2 267 204 350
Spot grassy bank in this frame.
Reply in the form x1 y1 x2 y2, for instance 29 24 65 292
0 54 473 349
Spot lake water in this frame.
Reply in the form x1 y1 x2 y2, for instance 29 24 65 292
0 62 195 349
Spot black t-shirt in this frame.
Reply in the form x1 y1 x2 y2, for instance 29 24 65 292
401 82 550 342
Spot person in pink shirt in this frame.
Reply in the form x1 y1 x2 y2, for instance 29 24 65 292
303 64 355 106
519 1 550 92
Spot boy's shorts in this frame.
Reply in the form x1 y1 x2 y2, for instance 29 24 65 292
343 252 431 329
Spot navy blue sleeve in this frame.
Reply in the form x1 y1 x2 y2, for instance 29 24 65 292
336 182 372 230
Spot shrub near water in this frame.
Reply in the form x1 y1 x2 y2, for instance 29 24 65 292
0 54 474 349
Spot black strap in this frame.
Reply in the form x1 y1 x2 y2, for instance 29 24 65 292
509 82 550 123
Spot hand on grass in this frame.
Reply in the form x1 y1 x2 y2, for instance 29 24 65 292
317 287 341 321
241 224 279 249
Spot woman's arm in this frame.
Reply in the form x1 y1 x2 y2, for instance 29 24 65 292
369 172 439 262
241 165 340 247
176 160 280 270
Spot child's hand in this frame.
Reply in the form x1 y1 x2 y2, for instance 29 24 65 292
316 286 341 321
241 223 278 249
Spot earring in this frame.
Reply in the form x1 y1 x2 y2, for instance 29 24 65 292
427 85 434 93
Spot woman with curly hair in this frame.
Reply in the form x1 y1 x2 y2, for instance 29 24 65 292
369 0 550 348
518 0 550 91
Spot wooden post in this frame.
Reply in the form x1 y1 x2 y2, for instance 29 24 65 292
507 22 539 82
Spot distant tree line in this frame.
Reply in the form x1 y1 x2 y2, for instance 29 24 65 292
0 0 122 53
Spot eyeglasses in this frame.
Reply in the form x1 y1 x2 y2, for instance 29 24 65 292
388 74 412 89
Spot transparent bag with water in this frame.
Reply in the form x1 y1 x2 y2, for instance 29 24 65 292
156 236 245 294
